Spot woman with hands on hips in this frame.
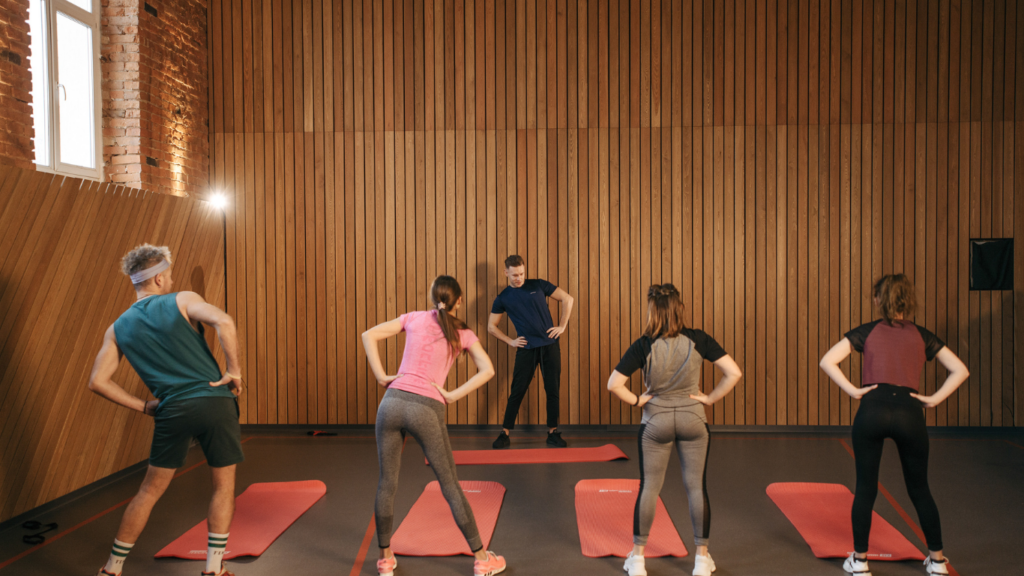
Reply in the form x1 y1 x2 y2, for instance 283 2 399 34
607 284 742 576
361 275 507 576
819 274 969 576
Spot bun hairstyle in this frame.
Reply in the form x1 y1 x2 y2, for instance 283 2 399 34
872 273 917 324
643 283 686 339
431 275 469 359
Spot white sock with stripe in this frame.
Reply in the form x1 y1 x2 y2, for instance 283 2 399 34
204 532 229 574
103 539 133 574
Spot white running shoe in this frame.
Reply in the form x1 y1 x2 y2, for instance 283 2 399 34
843 553 872 576
623 552 647 576
924 556 950 575
693 553 716 576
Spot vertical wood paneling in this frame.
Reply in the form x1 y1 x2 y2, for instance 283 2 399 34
0 166 226 523
209 0 1022 427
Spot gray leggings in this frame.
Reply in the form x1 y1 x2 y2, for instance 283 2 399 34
633 404 711 548
374 388 483 552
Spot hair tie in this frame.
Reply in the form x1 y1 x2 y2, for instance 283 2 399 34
437 302 446 311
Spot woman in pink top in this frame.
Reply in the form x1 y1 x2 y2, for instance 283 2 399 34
820 274 970 576
361 276 507 576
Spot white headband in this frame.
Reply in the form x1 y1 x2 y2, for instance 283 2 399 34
130 260 170 284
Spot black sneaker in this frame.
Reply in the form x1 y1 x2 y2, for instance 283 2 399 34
546 430 567 447
492 431 510 449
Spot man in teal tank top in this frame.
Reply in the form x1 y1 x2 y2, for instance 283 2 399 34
87 244 243 576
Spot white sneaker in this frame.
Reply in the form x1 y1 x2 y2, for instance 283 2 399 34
623 552 647 576
843 553 872 576
924 557 950 575
693 553 716 576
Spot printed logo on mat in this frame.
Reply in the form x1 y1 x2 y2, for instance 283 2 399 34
599 489 634 494
188 550 232 555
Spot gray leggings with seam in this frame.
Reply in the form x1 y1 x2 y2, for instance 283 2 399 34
375 388 483 552
633 403 711 548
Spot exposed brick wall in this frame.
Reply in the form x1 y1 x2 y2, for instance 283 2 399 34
101 0 141 185
0 0 34 169
103 0 208 196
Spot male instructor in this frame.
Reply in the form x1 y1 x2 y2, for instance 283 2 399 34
489 255 574 448
88 244 243 576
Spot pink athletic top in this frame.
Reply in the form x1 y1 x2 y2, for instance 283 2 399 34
388 310 480 404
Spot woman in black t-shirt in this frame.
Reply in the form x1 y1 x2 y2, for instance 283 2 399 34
819 274 969 576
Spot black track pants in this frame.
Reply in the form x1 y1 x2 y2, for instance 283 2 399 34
501 341 561 429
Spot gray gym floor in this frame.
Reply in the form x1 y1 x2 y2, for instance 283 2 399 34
0 427 1020 576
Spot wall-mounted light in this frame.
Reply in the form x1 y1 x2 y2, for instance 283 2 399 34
209 193 228 210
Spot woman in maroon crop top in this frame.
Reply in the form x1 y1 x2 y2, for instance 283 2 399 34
819 274 970 576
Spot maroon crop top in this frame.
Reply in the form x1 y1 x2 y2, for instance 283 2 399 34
844 320 945 391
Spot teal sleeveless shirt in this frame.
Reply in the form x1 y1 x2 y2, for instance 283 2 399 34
113 293 234 404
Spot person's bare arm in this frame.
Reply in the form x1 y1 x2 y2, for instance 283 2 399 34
88 325 158 415
910 347 969 408
546 287 575 339
177 291 243 395
361 318 405 386
434 341 496 403
819 338 877 400
606 370 652 407
689 354 743 405
488 312 526 348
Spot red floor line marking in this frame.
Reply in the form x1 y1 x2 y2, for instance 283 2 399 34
349 515 377 576
0 437 256 571
1004 439 1024 450
838 439 961 576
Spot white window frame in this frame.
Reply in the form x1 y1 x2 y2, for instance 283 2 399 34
31 0 103 181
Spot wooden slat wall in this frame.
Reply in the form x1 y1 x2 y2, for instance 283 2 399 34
211 0 1024 428
0 164 226 523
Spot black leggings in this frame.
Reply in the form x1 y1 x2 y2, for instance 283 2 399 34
851 384 943 553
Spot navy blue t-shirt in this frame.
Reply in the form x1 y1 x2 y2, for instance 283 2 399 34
491 279 558 349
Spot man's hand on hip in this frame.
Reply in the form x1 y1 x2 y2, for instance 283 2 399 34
546 325 566 339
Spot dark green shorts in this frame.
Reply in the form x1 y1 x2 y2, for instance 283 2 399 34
150 396 244 469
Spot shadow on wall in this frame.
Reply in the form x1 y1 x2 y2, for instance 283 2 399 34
473 261 495 333
189 265 218 351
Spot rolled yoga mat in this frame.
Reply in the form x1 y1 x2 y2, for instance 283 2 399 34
575 479 688 558
766 482 926 561
155 480 326 560
439 444 628 466
390 481 506 556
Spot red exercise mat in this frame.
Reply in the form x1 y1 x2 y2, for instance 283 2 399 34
155 480 326 560
575 479 688 558
390 481 505 557
766 482 925 561
441 444 628 466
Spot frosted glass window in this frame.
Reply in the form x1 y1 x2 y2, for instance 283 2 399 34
65 0 91 13
56 12 95 169
29 0 49 165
